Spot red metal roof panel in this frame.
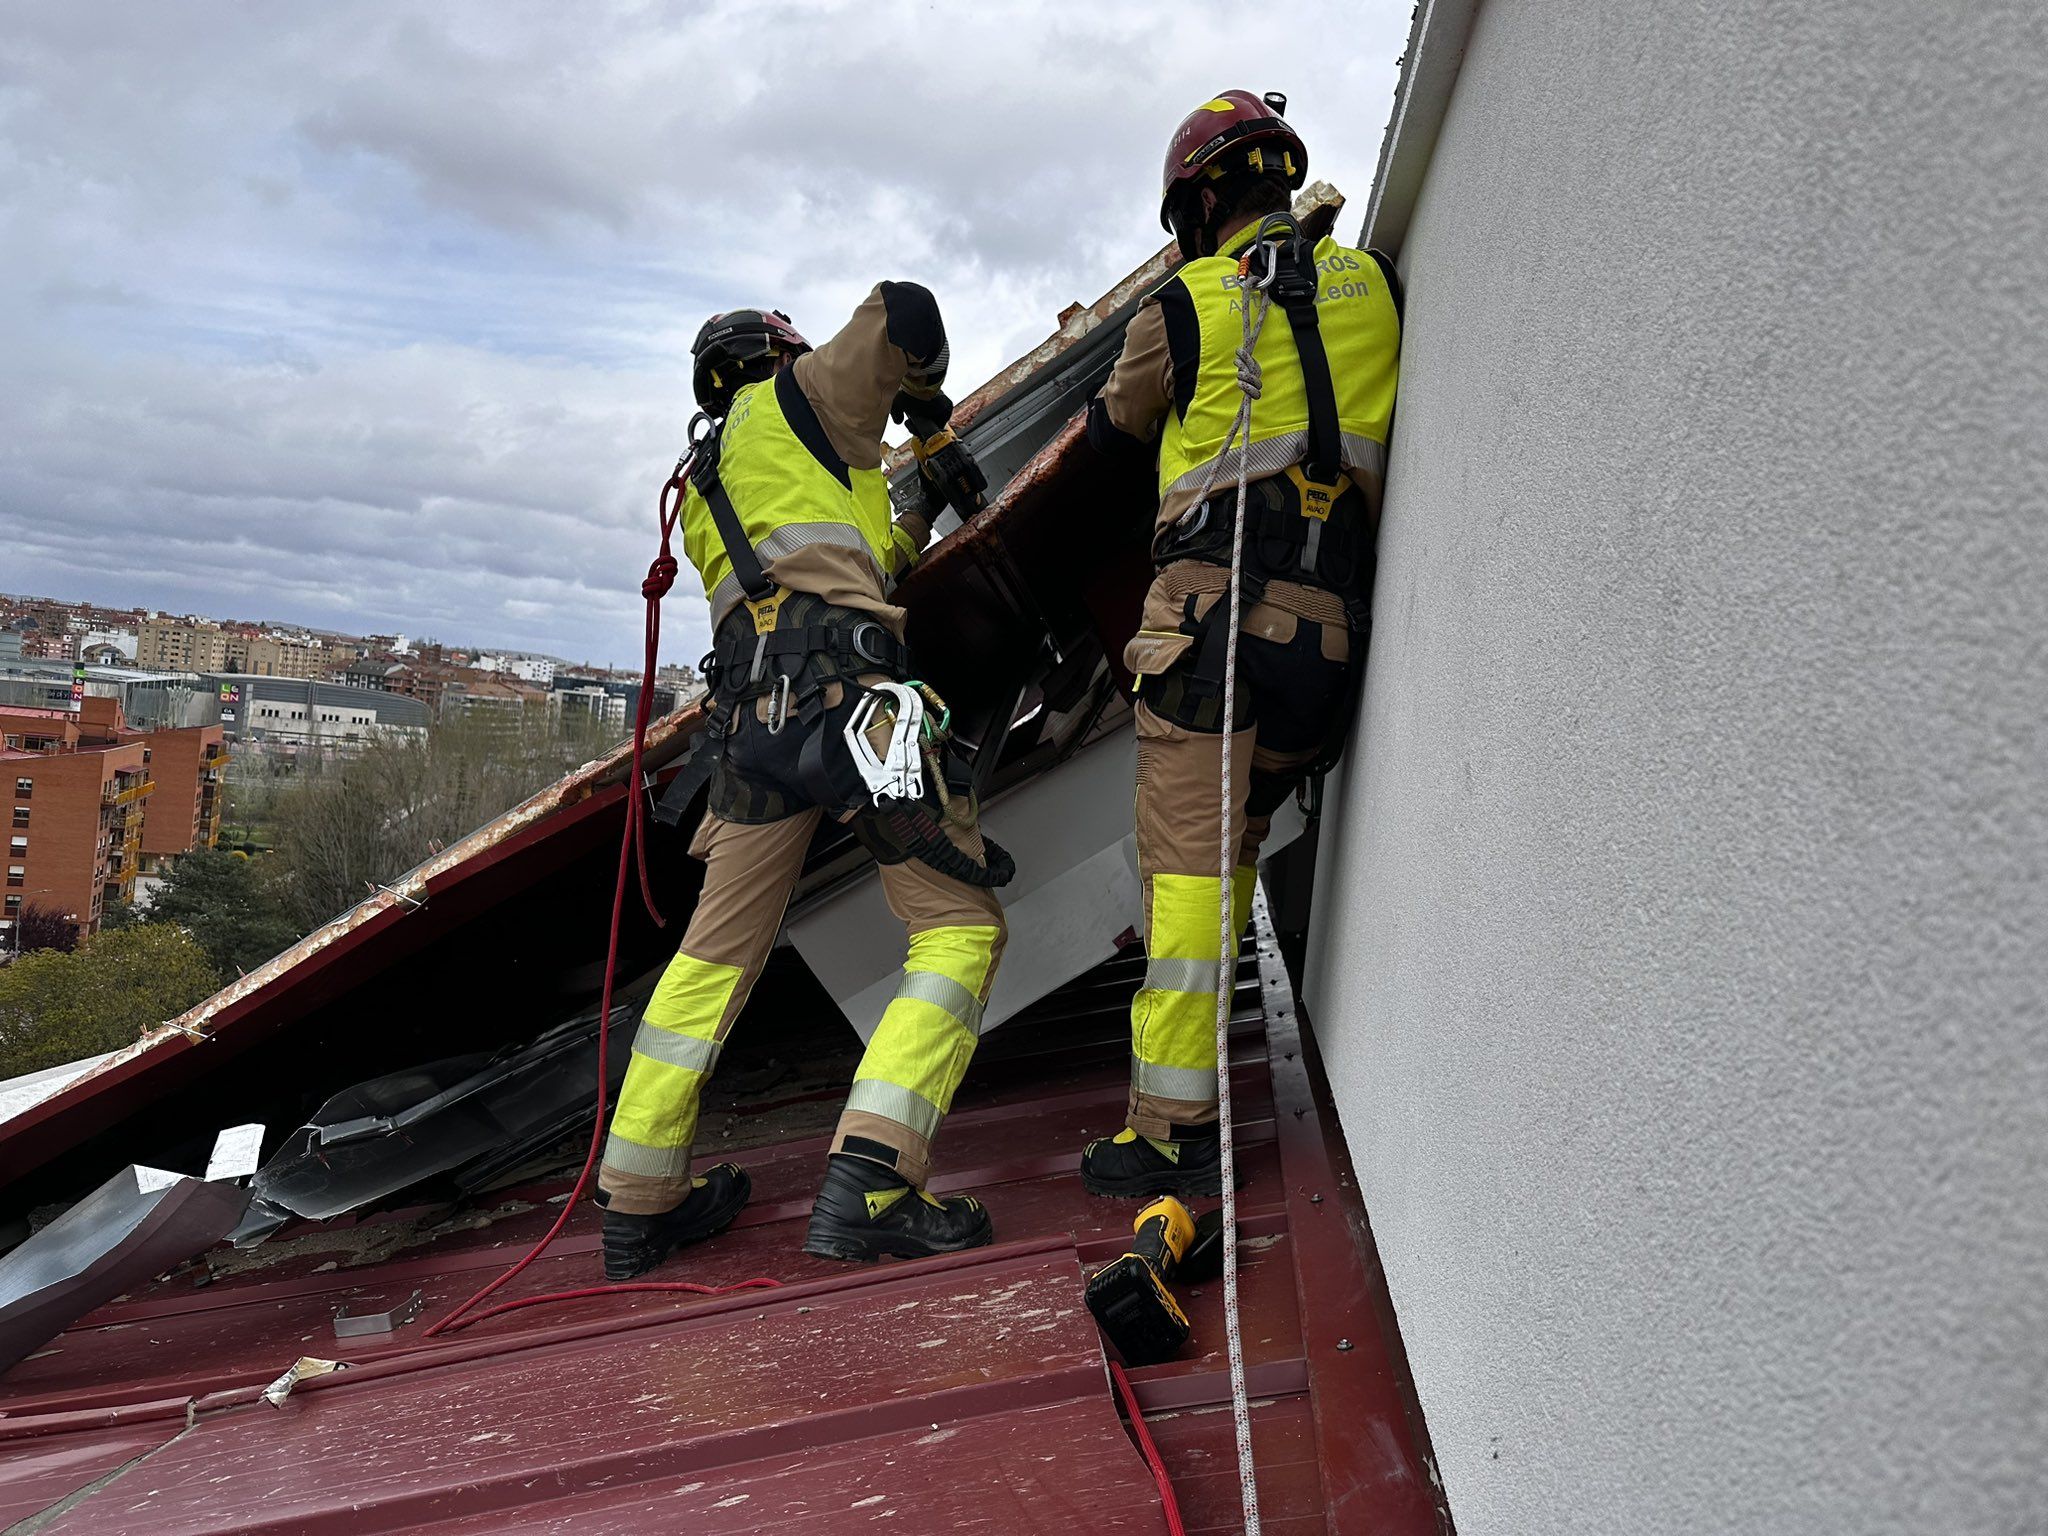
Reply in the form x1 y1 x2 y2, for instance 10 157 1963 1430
0 908 1447 1533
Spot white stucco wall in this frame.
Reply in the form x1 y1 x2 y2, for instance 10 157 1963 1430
1306 2 2048 1531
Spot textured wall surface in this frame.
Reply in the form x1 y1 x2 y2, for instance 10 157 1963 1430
1306 2 2048 1531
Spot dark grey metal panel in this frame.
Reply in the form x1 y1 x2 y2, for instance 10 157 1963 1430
232 998 638 1242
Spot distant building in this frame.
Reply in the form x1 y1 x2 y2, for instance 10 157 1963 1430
74 697 224 870
338 658 406 693
137 617 230 673
226 633 328 680
138 619 328 679
477 653 557 686
655 663 704 708
72 629 138 665
442 677 546 720
549 684 627 732
135 723 228 871
554 671 674 726
203 673 430 753
1 706 153 946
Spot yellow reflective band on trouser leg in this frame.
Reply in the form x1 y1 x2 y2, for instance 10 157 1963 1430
600 951 743 1214
836 923 1001 1187
1130 872 1229 1139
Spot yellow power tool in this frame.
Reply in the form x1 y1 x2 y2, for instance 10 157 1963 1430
1085 1196 1224 1365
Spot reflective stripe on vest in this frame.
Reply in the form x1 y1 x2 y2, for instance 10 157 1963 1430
1156 231 1400 501
682 370 896 623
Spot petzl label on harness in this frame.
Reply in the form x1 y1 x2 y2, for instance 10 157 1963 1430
746 589 784 635
1287 463 1344 522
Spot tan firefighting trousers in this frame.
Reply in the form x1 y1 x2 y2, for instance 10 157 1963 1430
599 804 1006 1216
1125 577 1355 1140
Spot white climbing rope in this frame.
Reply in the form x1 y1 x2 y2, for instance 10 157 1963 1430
1183 217 1290 1536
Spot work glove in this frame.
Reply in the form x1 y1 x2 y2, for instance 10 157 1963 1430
892 388 953 437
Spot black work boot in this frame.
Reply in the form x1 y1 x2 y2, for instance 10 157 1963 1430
801 1153 993 1263
1080 1125 1225 1200
600 1162 752 1281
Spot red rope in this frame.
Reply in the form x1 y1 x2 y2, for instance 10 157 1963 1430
1108 1359 1188 1536
421 457 777 1339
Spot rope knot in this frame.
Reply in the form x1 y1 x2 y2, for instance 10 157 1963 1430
1234 347 1263 400
642 553 679 600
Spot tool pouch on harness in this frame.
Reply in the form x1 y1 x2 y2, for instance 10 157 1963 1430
654 591 910 825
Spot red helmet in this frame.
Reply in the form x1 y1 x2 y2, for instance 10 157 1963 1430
692 308 811 412
1159 90 1308 257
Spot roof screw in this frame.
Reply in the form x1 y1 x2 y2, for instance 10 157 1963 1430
1310 1193 1323 1205
1337 1338 1354 1352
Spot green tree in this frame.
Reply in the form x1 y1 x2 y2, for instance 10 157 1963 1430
0 926 220 1079
144 848 301 978
97 897 142 932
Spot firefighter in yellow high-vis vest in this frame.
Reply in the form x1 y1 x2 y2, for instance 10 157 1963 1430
1079 92 1401 1198
597 292 1013 1278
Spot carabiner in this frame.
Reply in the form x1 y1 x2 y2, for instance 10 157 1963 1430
765 674 791 735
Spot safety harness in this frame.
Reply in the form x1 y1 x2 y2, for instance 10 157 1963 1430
1150 216 1375 775
654 413 1013 891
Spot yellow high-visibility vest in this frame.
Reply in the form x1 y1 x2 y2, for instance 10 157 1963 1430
682 368 896 624
1155 226 1400 504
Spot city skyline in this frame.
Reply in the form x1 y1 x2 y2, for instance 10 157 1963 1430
1 587 637 675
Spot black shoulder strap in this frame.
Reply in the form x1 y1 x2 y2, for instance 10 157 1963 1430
1271 238 1342 486
690 423 775 603
1156 278 1202 425
774 364 852 488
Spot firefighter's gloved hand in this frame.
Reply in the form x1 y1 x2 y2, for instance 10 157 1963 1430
892 387 953 436
891 510 932 567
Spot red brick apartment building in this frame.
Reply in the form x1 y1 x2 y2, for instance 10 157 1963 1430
3 734 150 946
134 722 228 866
1 699 225 945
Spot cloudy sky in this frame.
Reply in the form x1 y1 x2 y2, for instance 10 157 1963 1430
2 1 1407 667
